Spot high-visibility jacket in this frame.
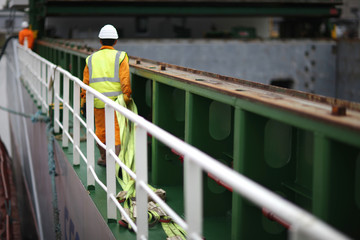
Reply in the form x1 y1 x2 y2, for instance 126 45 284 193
86 48 127 108
19 28 34 49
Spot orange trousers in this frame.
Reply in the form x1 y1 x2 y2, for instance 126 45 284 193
94 108 121 145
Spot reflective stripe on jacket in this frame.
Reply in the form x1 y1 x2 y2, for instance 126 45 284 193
86 49 127 108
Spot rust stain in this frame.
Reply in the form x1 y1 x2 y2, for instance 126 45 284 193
331 105 347 116
37 40 360 118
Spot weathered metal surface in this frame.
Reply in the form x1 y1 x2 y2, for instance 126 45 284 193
84 39 338 98
36 39 360 134
0 139 22 240
336 40 360 102
130 56 360 134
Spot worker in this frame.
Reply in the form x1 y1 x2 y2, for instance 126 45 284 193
80 24 132 167
18 21 34 49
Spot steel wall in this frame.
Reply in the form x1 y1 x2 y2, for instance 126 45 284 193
336 40 360 102
84 39 338 99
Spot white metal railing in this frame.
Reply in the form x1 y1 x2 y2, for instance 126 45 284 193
16 41 349 240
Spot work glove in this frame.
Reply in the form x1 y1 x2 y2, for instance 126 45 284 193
123 94 132 106
80 98 86 118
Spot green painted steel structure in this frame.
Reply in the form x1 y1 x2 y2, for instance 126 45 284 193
36 39 360 239
44 6 340 17
29 0 341 38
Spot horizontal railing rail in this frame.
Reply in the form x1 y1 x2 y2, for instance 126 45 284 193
16 41 349 240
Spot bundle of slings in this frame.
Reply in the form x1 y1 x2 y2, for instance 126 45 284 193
115 95 187 240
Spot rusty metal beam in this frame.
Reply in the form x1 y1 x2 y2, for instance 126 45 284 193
36 39 360 135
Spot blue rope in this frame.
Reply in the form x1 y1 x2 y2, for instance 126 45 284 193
46 120 61 240
30 110 48 123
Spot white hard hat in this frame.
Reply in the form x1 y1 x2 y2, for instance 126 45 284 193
98 24 118 39
21 21 29 28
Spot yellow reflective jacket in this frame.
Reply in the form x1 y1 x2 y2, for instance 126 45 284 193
86 48 127 108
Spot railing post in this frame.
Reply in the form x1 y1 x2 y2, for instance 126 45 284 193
37 58 41 103
27 51 32 95
73 82 80 165
26 51 30 90
54 71 60 133
43 63 48 112
184 156 203 239
62 74 69 148
47 65 53 113
86 93 95 188
135 124 148 240
41 60 46 111
28 52 33 101
28 51 32 97
27 51 32 98
105 104 116 221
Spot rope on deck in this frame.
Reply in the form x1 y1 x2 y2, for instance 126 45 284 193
0 105 62 240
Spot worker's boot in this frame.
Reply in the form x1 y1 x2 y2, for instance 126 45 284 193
115 145 122 179
115 145 121 157
97 144 106 167
97 144 121 167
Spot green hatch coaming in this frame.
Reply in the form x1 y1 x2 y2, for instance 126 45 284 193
36 41 360 149
130 67 360 149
